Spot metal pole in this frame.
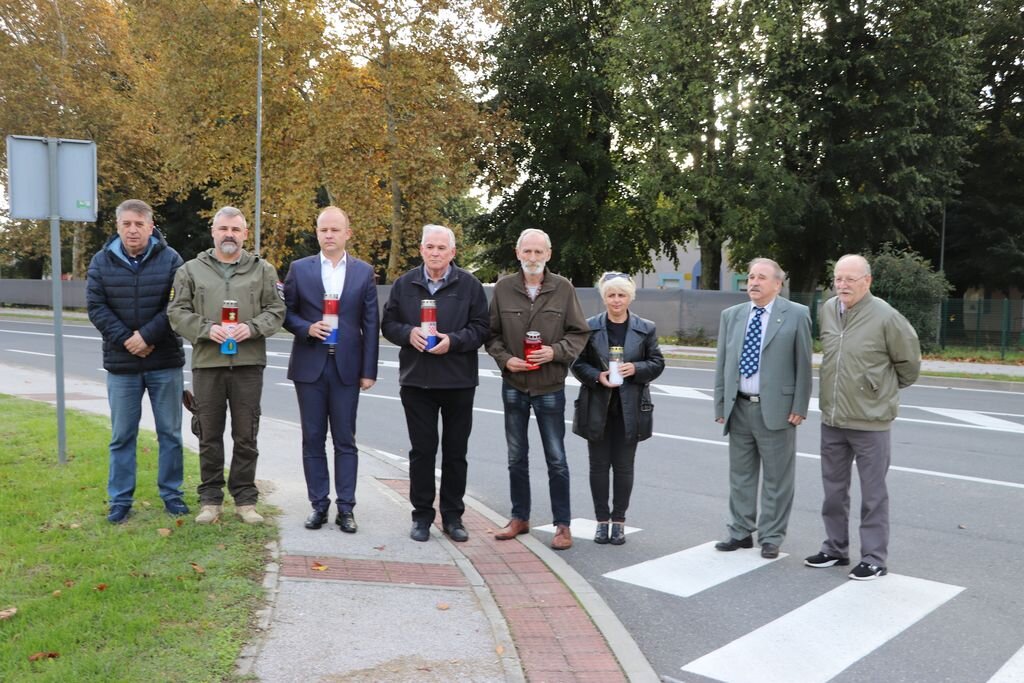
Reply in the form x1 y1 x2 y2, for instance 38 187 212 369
254 0 263 255
939 202 946 272
47 138 67 464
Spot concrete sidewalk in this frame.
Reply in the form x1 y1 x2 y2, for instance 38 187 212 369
0 362 656 683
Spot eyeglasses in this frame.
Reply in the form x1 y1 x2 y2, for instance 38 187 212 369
601 272 630 283
833 275 868 285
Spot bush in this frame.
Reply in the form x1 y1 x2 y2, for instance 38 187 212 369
867 245 952 350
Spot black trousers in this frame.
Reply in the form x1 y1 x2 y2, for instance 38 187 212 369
588 399 638 522
399 386 475 525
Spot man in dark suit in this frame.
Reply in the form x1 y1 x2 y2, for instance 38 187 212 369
381 225 489 543
283 206 379 532
713 258 813 558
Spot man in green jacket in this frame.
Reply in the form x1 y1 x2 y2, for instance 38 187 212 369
485 228 589 550
805 254 921 580
168 206 285 525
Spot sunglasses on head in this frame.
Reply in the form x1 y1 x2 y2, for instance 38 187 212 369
601 272 630 283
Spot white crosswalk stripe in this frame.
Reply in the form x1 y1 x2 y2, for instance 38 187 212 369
681 574 964 683
603 542 783 598
989 643 1024 683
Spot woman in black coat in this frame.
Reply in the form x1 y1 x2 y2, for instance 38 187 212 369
571 273 665 545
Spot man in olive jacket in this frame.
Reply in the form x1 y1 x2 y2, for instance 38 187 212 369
805 254 920 581
168 206 285 525
485 228 589 550
87 199 187 524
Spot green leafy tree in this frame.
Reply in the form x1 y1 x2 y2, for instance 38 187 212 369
938 0 1024 295
732 0 979 291
867 245 952 350
473 0 654 285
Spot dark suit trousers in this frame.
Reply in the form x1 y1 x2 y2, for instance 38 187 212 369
399 386 475 525
294 360 360 512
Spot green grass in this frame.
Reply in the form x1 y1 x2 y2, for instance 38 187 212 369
0 396 276 682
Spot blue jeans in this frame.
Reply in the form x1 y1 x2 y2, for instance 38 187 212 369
501 382 571 526
106 367 185 506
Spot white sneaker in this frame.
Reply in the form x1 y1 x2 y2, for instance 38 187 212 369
236 505 264 524
195 504 222 524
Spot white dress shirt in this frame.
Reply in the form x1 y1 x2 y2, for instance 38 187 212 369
320 251 347 298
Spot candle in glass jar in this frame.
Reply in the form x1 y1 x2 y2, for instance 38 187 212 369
608 345 624 386
322 293 340 345
220 299 239 355
421 299 438 350
523 331 542 370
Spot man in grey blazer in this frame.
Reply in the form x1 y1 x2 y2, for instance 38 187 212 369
713 258 813 558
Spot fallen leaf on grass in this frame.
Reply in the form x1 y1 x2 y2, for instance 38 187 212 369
190 562 205 574
140 501 151 508
157 528 172 537
63 580 75 588
436 603 450 611
216 544 226 550
94 583 108 591
28 652 59 662
0 607 17 620
311 562 328 571
52 590 61 598
176 519 184 527
69 523 81 529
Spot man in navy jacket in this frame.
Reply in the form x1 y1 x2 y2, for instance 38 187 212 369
381 225 489 542
87 199 187 524
283 207 379 532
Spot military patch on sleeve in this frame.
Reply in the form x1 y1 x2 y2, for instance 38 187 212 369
275 281 285 301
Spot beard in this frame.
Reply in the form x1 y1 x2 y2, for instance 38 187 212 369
520 260 545 276
219 240 239 255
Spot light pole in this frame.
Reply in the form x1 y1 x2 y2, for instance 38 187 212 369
254 0 264 255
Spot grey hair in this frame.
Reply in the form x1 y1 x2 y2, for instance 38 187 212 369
835 254 871 276
598 272 636 302
515 228 552 250
422 224 456 248
748 257 786 281
115 199 153 223
213 206 247 230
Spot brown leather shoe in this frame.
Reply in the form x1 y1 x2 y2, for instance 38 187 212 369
551 524 573 550
494 518 530 540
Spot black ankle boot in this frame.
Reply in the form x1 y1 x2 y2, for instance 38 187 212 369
594 522 610 544
610 522 626 545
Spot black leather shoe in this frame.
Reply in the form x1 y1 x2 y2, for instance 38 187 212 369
336 511 357 533
609 522 626 546
761 542 780 559
443 522 469 542
715 535 753 551
410 521 430 542
594 522 610 544
304 509 329 530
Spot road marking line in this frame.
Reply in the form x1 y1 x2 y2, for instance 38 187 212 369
298 387 1024 490
8 349 54 357
914 406 1024 433
989 643 1024 682
533 518 642 539
604 542 783 598
681 574 964 683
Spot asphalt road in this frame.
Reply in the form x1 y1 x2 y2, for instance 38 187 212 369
2 316 1023 683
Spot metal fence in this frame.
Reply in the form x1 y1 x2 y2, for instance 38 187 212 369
2 279 1020 355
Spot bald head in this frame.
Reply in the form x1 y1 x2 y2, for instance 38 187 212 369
316 206 351 262
833 254 873 308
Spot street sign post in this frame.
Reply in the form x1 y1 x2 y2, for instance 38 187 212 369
6 135 98 464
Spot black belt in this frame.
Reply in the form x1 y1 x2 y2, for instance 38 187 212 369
738 392 760 403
